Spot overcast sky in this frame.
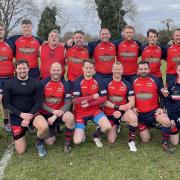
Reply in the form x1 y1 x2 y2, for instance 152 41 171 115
60 0 180 36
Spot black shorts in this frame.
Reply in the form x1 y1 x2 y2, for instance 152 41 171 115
42 114 63 138
138 110 157 128
107 115 120 126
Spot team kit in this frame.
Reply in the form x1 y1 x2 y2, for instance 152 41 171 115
1 19 180 158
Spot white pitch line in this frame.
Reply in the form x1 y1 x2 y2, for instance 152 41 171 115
0 143 13 179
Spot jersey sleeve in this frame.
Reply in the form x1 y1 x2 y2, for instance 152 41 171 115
34 36 43 45
97 78 107 97
72 77 82 97
123 80 135 96
87 40 100 57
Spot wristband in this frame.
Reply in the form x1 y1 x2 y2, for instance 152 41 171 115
114 104 119 110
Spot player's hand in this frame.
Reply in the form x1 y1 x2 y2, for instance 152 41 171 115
155 108 164 116
161 87 169 97
53 110 64 117
119 104 130 111
113 111 121 119
171 120 176 126
132 108 139 115
81 101 89 108
66 39 73 47
20 113 33 121
47 115 57 125
21 119 30 127
93 93 99 99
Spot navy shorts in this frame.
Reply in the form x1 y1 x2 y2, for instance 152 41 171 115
138 110 157 128
42 114 63 138
0 77 11 94
107 115 120 126
29 67 40 79
169 112 180 135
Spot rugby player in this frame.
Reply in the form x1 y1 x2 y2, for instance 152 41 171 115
113 25 142 81
0 22 15 132
8 19 42 79
40 62 74 154
72 59 112 147
132 61 174 154
103 62 138 152
39 29 66 79
3 60 49 157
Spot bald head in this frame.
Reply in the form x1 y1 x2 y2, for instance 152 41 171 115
50 62 62 81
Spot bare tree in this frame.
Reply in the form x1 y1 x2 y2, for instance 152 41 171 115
162 18 174 31
0 0 38 35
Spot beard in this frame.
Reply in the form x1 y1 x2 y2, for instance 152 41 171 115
140 72 149 78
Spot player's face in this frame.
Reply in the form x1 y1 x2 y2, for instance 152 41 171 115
100 29 111 42
148 32 158 45
16 63 29 80
48 32 59 46
73 33 84 47
82 62 95 78
123 28 134 41
112 64 123 79
138 64 150 77
21 24 32 36
174 30 180 44
50 64 62 81
176 65 180 77
0 26 5 40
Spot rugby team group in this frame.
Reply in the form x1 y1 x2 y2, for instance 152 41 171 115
1 19 180 157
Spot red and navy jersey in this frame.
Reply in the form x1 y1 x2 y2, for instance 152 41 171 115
165 44 180 75
0 39 15 77
166 79 180 113
40 44 66 79
113 39 142 75
131 75 163 113
72 76 107 117
8 35 42 69
40 77 70 114
88 40 116 74
104 78 134 115
66 46 89 81
141 44 166 78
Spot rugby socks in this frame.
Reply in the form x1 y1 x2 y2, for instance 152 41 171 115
161 126 170 143
93 126 103 138
128 125 137 142
36 137 44 145
64 127 74 145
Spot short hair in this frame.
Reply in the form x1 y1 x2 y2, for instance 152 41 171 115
49 29 59 35
21 19 32 25
112 61 123 67
100 28 110 34
74 30 85 36
147 29 158 37
123 25 135 31
138 61 150 67
82 59 95 66
14 59 29 68
0 22 5 30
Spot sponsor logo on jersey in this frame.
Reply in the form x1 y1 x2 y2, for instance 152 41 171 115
99 55 114 61
172 56 180 63
109 95 123 102
120 52 136 58
0 56 8 61
68 57 84 64
145 57 160 63
19 47 36 54
136 93 153 100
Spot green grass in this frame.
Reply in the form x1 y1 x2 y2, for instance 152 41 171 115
2 123 180 180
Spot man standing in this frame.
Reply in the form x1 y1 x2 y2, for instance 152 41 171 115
8 19 42 79
103 62 138 152
72 60 112 147
40 62 74 154
66 31 89 84
0 22 15 132
39 29 66 79
166 29 180 83
88 28 116 86
114 25 142 81
3 60 48 157
141 29 166 81
132 61 174 154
